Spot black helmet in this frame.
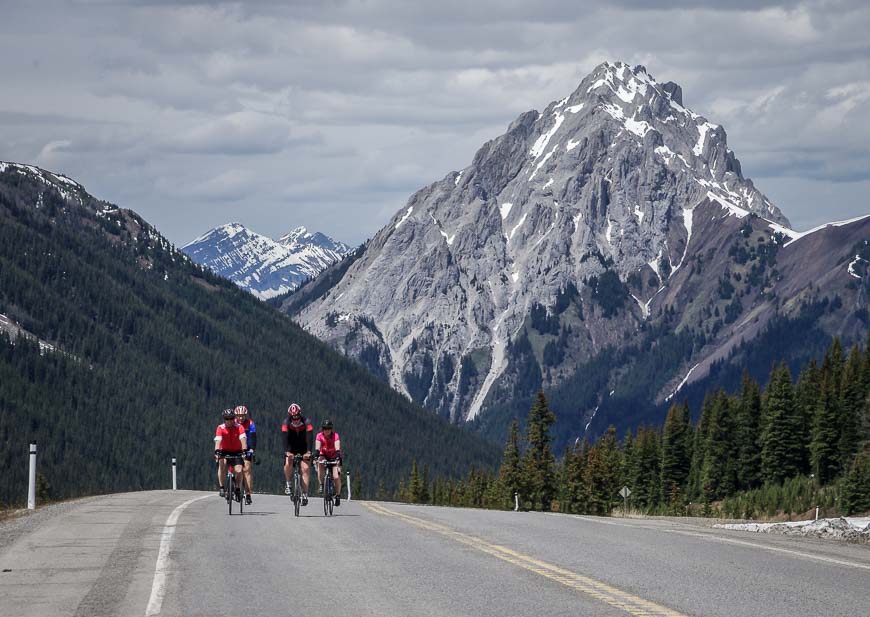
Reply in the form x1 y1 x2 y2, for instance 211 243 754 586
322 419 334 429
222 408 235 420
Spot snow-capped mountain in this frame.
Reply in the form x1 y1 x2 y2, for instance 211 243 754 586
182 223 351 300
288 61 870 437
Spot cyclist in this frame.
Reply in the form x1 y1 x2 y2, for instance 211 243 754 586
235 405 256 505
282 403 313 505
314 419 342 506
214 408 248 500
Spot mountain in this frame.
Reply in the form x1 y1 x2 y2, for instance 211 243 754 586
181 223 351 300
0 161 499 506
285 61 870 445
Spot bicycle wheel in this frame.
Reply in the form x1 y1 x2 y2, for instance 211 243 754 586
328 476 334 516
293 469 301 517
322 473 329 516
227 472 233 516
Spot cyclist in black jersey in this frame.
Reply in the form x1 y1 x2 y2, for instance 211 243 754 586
282 403 313 505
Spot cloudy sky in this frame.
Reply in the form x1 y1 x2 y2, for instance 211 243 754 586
2 1 869 246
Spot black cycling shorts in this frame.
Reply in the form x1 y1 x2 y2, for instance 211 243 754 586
221 451 245 467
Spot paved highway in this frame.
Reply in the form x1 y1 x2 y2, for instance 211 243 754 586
1 491 868 616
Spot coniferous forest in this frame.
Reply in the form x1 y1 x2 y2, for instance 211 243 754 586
0 168 500 507
396 338 870 518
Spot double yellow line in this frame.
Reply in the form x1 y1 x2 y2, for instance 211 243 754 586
364 503 688 617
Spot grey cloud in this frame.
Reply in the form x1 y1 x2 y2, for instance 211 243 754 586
2 0 869 247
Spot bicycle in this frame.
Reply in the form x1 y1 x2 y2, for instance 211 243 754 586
217 450 247 516
286 454 305 517
319 458 340 516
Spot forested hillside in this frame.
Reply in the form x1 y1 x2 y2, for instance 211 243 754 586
0 164 499 506
397 338 870 518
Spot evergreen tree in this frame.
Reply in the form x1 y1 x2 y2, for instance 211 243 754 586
661 401 691 507
495 421 522 509
811 371 844 485
700 391 738 501
839 345 864 470
584 426 621 515
760 364 803 484
735 373 763 489
794 360 821 474
520 390 557 511
688 393 714 499
841 446 870 515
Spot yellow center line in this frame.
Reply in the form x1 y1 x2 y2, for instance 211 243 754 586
363 502 688 617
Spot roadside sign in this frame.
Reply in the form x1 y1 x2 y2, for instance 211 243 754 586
619 486 631 498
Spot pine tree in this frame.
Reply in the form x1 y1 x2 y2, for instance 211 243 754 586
701 391 738 501
520 390 557 511
688 393 714 499
661 401 692 506
495 420 522 509
794 360 821 474
760 364 803 484
839 345 864 470
584 426 621 515
811 371 844 485
841 446 870 515
735 373 763 489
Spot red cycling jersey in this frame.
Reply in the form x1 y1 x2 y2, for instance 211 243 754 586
215 422 246 452
315 431 340 459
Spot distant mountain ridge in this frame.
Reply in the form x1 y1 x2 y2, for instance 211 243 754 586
284 61 870 446
182 223 351 300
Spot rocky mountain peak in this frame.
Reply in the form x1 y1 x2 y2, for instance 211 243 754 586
295 62 854 430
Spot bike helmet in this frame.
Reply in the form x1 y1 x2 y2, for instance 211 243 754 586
234 405 249 417
222 408 235 420
287 403 302 417
322 419 334 429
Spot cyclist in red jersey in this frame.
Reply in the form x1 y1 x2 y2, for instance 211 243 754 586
214 408 248 499
282 403 314 505
314 419 343 506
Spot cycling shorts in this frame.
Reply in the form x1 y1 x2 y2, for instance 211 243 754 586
221 451 245 467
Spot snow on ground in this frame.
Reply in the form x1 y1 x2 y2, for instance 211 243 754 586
530 112 565 159
666 363 699 401
783 214 870 248
394 206 414 230
500 203 514 220
715 517 870 542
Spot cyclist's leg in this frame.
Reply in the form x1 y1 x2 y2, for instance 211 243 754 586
300 459 311 495
233 460 244 499
315 460 324 492
333 464 342 495
243 457 253 495
217 459 227 493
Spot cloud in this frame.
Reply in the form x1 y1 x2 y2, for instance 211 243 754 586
1 0 869 246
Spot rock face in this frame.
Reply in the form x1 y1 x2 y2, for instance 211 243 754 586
290 62 869 433
182 223 351 300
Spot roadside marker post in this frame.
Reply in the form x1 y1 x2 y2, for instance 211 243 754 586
346 471 351 501
172 457 177 491
27 442 37 510
514 491 519 511
619 486 631 517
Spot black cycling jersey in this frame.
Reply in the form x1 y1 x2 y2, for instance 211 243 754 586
282 416 313 454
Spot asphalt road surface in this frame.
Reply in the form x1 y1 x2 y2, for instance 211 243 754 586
1 490 868 617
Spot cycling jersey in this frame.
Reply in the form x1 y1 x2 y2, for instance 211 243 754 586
238 418 257 449
282 416 313 454
215 422 246 452
315 431 340 459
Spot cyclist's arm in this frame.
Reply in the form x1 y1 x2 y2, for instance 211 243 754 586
306 420 314 454
238 424 248 451
248 421 257 450
214 427 223 454
281 422 290 453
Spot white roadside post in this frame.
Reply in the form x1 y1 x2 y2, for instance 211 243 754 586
514 491 519 511
27 442 37 510
815 505 820 521
346 471 351 501
172 457 177 491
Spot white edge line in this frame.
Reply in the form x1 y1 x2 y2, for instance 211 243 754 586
665 529 870 571
145 494 211 616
